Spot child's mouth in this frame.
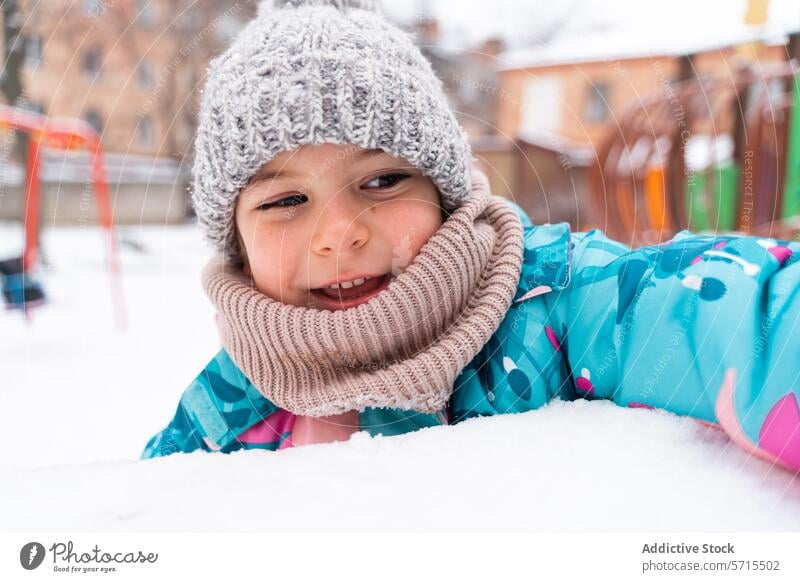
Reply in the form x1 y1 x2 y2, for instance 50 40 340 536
310 273 393 310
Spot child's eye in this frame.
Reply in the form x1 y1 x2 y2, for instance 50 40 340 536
257 193 308 211
362 173 410 189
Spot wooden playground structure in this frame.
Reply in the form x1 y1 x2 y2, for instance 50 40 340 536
590 62 800 245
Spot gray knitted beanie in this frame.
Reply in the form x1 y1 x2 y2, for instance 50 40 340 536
191 0 474 263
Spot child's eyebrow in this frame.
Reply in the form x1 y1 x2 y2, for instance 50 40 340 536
359 148 386 157
247 167 297 186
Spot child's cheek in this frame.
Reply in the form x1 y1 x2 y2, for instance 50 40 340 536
378 198 441 254
247 234 295 298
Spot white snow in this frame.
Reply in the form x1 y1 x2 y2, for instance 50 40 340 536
2 221 800 531
497 0 800 70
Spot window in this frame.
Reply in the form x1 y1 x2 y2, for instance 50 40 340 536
137 0 158 28
585 81 611 123
176 11 203 32
137 115 154 146
84 109 103 134
83 47 101 78
216 13 243 43
84 0 103 16
138 60 153 88
25 34 42 68
520 75 563 135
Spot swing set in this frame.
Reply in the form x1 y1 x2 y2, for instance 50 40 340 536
0 104 126 328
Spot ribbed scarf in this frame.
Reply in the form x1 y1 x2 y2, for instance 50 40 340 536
201 170 524 417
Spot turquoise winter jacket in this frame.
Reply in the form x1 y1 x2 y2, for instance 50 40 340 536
143 202 800 472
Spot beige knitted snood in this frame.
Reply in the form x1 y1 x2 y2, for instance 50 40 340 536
201 170 524 417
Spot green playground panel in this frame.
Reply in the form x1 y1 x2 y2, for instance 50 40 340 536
686 160 740 232
783 71 800 219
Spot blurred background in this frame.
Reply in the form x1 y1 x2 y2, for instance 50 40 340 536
1 0 799 465
2 0 800 243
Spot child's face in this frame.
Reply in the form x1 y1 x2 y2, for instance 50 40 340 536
234 144 443 310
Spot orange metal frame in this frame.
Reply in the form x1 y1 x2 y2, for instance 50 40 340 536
0 105 126 328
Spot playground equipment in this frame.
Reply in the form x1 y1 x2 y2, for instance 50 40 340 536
590 62 800 245
0 105 126 328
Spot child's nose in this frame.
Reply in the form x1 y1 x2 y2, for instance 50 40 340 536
310 198 370 256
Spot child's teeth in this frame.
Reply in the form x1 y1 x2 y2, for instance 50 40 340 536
327 277 371 290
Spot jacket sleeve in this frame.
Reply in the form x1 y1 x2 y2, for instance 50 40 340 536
543 228 800 471
143 351 451 458
141 349 283 459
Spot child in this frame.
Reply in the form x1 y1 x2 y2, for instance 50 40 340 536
142 0 800 472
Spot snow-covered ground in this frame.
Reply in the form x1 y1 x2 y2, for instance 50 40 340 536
2 222 800 531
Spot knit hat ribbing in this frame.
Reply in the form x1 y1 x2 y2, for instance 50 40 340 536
191 0 474 263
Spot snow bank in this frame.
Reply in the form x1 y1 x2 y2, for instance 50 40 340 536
2 222 799 532
4 401 800 531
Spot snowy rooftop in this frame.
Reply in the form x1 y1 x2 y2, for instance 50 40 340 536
497 0 800 71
